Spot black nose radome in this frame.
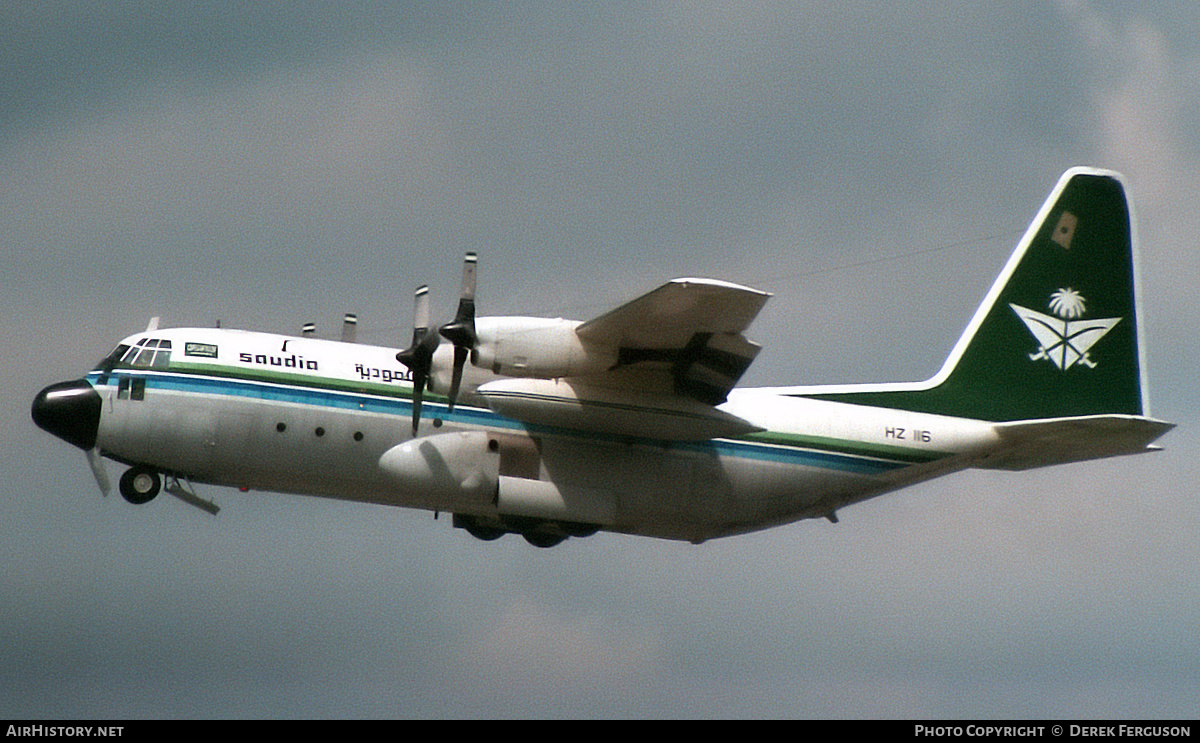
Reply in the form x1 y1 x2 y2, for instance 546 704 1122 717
32 380 102 451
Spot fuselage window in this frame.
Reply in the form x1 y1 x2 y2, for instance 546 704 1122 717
116 375 147 401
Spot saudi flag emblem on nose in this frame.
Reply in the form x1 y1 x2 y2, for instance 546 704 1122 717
1010 288 1122 371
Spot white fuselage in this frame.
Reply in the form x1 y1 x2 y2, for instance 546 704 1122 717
38 170 1167 545
88 326 999 542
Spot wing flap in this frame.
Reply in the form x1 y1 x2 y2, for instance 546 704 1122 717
478 377 764 441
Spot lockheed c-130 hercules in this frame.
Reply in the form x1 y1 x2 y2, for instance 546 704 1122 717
32 168 1173 547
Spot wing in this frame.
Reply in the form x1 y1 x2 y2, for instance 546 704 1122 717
576 278 771 405
473 278 772 440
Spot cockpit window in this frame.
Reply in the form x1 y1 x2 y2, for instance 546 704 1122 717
135 339 171 369
95 344 131 372
153 341 172 368
132 347 155 367
94 340 171 371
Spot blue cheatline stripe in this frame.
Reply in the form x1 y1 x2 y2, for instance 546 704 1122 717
86 370 911 476
704 439 906 475
87 368 518 430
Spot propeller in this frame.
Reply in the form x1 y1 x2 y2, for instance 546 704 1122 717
396 285 439 435
438 252 477 412
396 253 480 434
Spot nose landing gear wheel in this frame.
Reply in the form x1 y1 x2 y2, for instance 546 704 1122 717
119 466 161 505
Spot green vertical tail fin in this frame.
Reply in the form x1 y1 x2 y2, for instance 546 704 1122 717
808 167 1150 422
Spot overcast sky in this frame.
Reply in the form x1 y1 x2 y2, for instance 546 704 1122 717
4 1 1198 718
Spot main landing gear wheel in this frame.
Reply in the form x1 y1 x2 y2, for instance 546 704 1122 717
523 531 566 549
119 466 161 505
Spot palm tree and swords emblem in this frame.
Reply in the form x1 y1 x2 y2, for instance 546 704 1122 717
1010 288 1122 370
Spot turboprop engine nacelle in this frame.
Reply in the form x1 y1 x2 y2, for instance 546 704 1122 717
470 317 615 379
378 431 499 506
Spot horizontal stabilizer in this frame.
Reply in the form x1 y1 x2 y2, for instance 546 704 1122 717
983 415 1174 471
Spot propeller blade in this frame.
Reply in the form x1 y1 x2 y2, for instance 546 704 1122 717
413 283 431 332
439 253 478 412
86 447 111 497
408 368 427 436
397 285 437 435
459 251 477 304
447 345 468 413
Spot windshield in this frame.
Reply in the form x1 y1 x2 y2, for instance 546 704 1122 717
94 344 131 372
93 339 172 371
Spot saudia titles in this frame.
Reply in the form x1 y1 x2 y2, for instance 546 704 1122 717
238 352 319 371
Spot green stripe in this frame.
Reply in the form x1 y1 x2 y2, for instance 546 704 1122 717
739 430 949 464
170 361 439 402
